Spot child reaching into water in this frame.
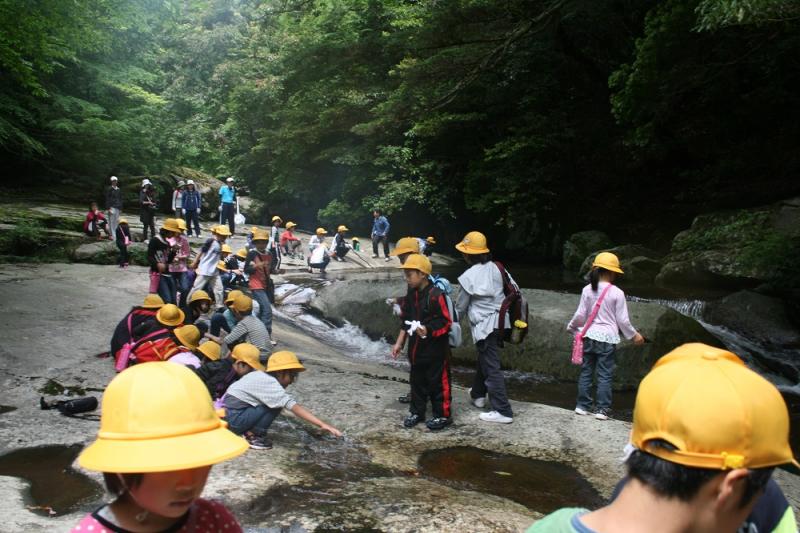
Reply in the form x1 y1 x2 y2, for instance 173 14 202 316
567 252 644 420
72 362 248 532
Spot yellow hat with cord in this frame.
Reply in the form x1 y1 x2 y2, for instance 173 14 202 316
221 243 232 254
455 231 490 254
216 260 229 272
174 325 201 350
77 362 248 473
156 304 184 327
197 341 221 361
235 248 248 259
390 237 420 256
142 294 165 309
189 290 211 304
231 294 253 313
398 253 432 275
252 230 269 241
592 251 624 274
162 218 182 233
213 225 232 237
266 351 306 373
231 343 265 372
224 290 243 306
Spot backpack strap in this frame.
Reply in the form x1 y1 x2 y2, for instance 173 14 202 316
132 328 170 350
494 261 516 332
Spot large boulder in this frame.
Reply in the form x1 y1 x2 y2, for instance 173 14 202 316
309 279 723 389
704 291 800 350
562 231 613 272
579 244 663 286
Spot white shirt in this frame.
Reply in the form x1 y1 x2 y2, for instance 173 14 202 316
309 242 329 264
308 235 324 251
455 262 510 343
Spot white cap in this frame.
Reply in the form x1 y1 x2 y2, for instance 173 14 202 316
186 179 194 185
226 177 234 182
110 176 118 181
177 180 185 186
142 178 152 186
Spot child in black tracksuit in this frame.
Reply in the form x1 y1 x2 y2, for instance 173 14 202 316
391 254 453 431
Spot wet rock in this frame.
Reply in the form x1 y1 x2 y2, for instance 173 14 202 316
562 231 613 272
704 291 800 350
71 240 147 265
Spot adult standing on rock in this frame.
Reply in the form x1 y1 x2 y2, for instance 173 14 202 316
219 177 237 235
183 179 202 237
139 178 157 241
371 208 391 261
105 175 123 238
172 180 185 218
454 231 514 424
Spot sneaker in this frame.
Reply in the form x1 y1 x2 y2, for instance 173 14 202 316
479 411 513 424
270 340 278 346
385 257 391 262
247 435 273 450
371 254 379 258
574 407 590 416
398 392 412 404
468 388 486 409
595 409 611 421
403 413 424 428
426 417 452 431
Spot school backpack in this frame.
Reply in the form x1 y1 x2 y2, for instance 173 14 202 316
132 335 180 365
427 275 462 348
114 325 173 371
494 262 529 346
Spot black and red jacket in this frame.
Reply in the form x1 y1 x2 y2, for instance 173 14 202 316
400 283 452 364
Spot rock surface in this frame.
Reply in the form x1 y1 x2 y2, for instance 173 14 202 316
562 231 613 272
578 244 663 286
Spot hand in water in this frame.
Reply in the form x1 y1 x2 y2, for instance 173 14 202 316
633 333 645 345
322 424 343 438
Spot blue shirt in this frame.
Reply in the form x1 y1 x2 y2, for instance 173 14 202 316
372 215 389 237
219 185 235 204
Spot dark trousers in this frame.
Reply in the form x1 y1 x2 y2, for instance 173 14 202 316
184 209 200 236
157 274 176 305
335 245 349 259
227 404 282 437
210 313 229 336
372 235 389 257
221 202 235 234
471 331 513 417
576 339 616 411
173 271 191 309
141 210 155 240
410 354 452 419
251 288 273 336
116 241 128 266
308 256 330 272
269 245 281 273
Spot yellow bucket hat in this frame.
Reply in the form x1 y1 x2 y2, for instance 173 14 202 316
156 304 185 327
78 363 247 473
162 218 182 233
272 215 283 223
216 260 229 272
398 253 432 275
142 294 165 309
231 294 253 313
197 341 221 361
455 231 490 254
235 248 248 259
266 351 306 373
119 218 129 225
592 252 624 274
632 343 800 472
221 244 233 254
189 290 211 304
390 237 420 256
231 343 266 372
175 218 187 232
252 230 269 241
174 325 201 350
213 225 232 237
224 290 244 306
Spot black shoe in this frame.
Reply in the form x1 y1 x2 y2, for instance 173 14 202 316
398 392 412 404
248 435 273 450
403 413 424 428
426 417 452 431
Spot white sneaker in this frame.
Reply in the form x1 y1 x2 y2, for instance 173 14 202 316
479 411 513 424
468 388 486 408
595 409 610 421
574 407 590 416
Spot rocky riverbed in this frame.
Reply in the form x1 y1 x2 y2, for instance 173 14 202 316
0 263 798 532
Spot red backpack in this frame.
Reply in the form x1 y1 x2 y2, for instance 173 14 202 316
131 336 180 364
114 323 174 371
494 261 529 346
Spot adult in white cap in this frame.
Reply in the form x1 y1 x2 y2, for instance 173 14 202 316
105 176 123 238
182 179 203 237
139 179 157 241
219 177 237 235
172 180 186 218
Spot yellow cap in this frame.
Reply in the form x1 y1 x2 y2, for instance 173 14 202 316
316 227 327 235
455 231 490 254
213 225 232 236
632 343 800 472
337 225 349 232
426 236 436 244
231 343 265 372
398 253 432 275
252 230 269 241
142 294 165 309
221 244 232 254
216 260 229 272
156 304 185 327
231 294 253 313
390 237 420 256
224 290 243 305
189 290 211 304
272 215 282 223
266 351 306 373
286 222 297 229
119 218 129 225
78 363 247 473
351 237 359 242
162 218 182 233
174 325 201 350
592 252 624 274
197 341 221 361
234 248 247 259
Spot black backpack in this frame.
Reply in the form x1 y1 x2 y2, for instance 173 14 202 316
494 262 529 346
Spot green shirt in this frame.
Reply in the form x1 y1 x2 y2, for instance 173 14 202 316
526 508 591 533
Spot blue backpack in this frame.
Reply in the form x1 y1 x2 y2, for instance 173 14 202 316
429 275 462 348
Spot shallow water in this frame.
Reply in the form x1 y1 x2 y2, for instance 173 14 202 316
0 444 103 516
0 405 17 415
417 446 604 514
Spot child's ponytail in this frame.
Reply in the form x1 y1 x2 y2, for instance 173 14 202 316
589 267 601 291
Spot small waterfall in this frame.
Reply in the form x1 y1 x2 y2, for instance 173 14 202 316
628 296 706 321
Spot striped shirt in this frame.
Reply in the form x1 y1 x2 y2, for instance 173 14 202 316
225 371 296 410
223 315 271 360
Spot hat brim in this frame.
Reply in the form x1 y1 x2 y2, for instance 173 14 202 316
593 263 624 274
455 242 490 254
266 364 306 373
175 332 199 351
779 458 800 476
389 247 417 256
78 424 248 473
213 228 232 236
198 347 220 361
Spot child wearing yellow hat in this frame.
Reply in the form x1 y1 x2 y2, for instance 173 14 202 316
114 217 131 268
167 217 192 308
224 350 342 450
188 225 230 308
269 215 283 273
280 222 302 257
205 294 272 363
147 218 182 304
72 363 247 532
193 342 250 406
307 228 331 273
110 294 164 361
243 230 275 341
331 225 351 262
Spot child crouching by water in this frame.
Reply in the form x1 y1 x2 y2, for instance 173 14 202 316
224 349 343 450
72 362 248 532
